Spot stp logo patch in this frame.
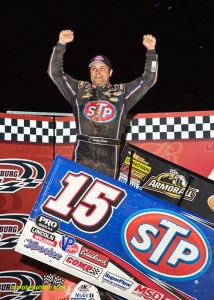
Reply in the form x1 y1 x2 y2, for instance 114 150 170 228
122 209 211 281
83 100 117 123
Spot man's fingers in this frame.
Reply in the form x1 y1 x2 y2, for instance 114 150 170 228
61 30 74 37
143 34 155 41
59 30 74 44
62 30 72 34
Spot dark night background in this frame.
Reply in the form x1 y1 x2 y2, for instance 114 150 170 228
1 0 213 114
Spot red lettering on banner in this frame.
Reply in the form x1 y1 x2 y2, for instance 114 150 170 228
65 256 93 271
134 284 164 300
79 246 109 267
33 234 57 247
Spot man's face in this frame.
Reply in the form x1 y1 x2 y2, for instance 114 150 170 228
89 62 113 86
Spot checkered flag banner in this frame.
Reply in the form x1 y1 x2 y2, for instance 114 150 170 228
125 115 214 141
1 114 214 143
52 275 64 287
43 273 54 285
87 266 101 277
43 273 64 287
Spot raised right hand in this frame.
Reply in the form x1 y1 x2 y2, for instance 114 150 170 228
59 30 74 44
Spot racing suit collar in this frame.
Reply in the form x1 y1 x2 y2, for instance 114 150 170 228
92 84 112 90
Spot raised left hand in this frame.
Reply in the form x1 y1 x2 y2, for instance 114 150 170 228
143 34 156 50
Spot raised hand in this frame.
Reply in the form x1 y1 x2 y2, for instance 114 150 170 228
143 34 156 50
59 30 74 45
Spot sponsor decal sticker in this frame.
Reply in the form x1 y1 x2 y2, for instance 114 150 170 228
122 209 211 281
102 272 133 290
59 235 79 254
151 61 157 72
82 93 93 99
43 273 65 289
79 246 109 268
70 280 101 300
125 155 151 175
63 254 102 278
119 152 152 190
31 226 57 247
35 215 59 233
133 284 164 300
83 100 117 123
24 239 63 260
143 169 198 201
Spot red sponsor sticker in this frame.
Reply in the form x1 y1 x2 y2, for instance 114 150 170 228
59 240 79 254
83 101 117 123
33 233 57 247
79 246 109 268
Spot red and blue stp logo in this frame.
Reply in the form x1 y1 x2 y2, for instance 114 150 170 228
122 209 211 281
83 100 117 123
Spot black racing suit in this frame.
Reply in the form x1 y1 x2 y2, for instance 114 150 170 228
48 42 158 178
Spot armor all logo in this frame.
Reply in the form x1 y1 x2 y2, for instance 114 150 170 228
143 169 198 201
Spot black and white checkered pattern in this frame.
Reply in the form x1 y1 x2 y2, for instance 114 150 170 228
87 266 102 277
55 120 76 143
0 117 54 143
1 115 213 143
43 274 64 287
125 115 214 141
43 273 54 285
52 275 64 287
